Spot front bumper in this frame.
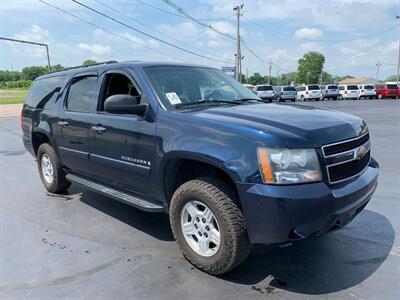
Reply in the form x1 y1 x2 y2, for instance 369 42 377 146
236 158 379 245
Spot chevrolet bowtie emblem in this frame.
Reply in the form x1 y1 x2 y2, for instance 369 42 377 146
355 145 367 160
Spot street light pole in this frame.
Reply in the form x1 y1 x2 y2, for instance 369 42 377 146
0 37 51 71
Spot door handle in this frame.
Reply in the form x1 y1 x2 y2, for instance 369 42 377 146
58 120 69 127
91 125 106 134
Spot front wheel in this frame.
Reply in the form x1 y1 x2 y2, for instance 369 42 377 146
339 95 344 100
169 178 251 275
37 143 71 193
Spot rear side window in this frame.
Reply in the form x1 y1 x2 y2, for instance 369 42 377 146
347 85 359 90
327 85 338 89
25 75 67 108
283 86 296 91
387 84 398 89
66 77 98 112
308 85 320 90
257 85 273 91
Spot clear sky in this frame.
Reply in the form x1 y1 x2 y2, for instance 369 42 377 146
1 0 399 79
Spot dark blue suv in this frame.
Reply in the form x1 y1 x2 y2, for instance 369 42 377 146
21 61 379 275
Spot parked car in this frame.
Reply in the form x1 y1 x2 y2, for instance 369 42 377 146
274 85 297 102
296 84 322 101
242 83 255 91
338 85 360 100
320 84 340 100
358 84 376 99
374 83 399 99
22 61 379 275
254 84 274 101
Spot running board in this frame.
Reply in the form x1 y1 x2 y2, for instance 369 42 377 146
66 174 164 212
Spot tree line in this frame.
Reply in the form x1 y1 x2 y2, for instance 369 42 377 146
0 60 97 89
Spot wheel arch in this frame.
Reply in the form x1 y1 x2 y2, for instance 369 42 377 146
159 151 241 207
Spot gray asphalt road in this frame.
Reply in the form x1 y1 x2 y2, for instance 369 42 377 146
0 100 399 299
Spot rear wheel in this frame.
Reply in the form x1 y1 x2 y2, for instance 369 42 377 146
37 143 71 193
339 95 344 100
300 95 305 101
378 94 383 99
169 177 251 275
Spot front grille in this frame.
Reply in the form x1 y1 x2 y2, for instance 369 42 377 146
322 133 371 184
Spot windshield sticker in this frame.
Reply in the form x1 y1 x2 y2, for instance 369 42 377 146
166 92 182 105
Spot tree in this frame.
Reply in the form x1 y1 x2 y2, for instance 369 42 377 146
297 51 325 84
248 73 267 85
385 75 397 82
82 59 97 66
21 66 48 81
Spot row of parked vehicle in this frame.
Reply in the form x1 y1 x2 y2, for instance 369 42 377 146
244 83 400 102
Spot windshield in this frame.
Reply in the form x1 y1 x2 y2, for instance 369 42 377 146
283 86 296 91
347 85 359 90
308 85 320 90
144 66 259 109
327 85 338 89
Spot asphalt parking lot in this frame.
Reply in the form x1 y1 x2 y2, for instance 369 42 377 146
0 100 399 299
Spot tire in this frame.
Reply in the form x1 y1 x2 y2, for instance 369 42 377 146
169 177 251 275
378 94 383 99
339 95 344 100
291 99 295 102
278 97 283 102
37 143 71 193
300 95 305 101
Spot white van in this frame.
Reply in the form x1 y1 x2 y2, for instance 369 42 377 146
338 85 360 100
296 85 322 101
358 84 376 99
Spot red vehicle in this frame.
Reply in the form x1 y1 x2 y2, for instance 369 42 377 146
374 83 399 99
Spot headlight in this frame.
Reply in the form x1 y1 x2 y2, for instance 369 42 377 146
257 147 321 184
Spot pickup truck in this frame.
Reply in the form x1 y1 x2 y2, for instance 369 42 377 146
21 61 379 275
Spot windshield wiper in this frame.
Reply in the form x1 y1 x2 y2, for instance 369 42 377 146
174 99 243 109
234 98 269 103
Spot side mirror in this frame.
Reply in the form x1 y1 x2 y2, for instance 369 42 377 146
104 94 148 116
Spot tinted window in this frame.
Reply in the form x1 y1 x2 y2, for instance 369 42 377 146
25 75 67 108
308 85 320 90
387 84 398 89
347 85 359 90
283 86 296 91
339 86 345 90
67 77 98 112
257 85 273 91
364 85 374 90
327 85 338 89
375 85 384 89
296 86 305 91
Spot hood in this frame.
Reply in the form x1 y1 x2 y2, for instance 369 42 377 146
189 103 367 148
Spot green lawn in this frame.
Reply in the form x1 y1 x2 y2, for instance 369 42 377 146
0 88 28 104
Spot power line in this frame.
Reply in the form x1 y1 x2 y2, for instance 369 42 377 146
161 0 236 41
242 15 396 43
37 0 187 62
72 0 233 64
93 0 198 51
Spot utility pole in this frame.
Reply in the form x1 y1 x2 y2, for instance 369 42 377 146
268 59 272 84
396 15 400 85
233 4 243 82
319 69 323 85
0 37 51 71
376 61 382 81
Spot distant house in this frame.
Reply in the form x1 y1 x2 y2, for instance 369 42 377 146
338 77 381 85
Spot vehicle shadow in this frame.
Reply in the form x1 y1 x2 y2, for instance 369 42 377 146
220 209 395 295
72 185 174 242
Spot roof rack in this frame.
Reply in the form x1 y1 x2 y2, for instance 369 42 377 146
45 60 118 75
